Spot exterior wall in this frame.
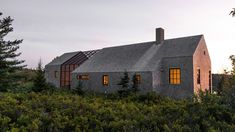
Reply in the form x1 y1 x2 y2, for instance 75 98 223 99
154 56 194 99
193 37 211 94
71 71 153 93
45 65 61 88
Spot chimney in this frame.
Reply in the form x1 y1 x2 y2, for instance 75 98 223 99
156 28 164 44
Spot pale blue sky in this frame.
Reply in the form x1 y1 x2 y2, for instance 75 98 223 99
1 0 235 73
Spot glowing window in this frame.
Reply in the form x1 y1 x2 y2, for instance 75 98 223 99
103 75 109 86
77 75 89 80
169 68 181 84
135 74 141 84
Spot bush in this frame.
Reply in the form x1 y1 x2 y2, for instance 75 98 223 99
0 91 234 131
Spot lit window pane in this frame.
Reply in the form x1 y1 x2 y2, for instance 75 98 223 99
78 75 89 80
177 74 180 79
173 73 177 78
135 74 141 84
169 68 181 85
103 75 109 86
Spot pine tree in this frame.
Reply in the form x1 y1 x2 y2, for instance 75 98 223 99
0 12 25 91
33 59 47 92
117 71 130 96
74 80 84 95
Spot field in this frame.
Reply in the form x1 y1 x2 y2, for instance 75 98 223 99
0 91 234 131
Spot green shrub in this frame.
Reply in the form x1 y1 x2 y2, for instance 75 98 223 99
0 91 234 131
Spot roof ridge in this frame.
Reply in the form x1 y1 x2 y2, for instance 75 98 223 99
164 34 203 41
102 34 203 49
103 41 155 49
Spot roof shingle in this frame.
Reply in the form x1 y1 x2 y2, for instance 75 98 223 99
73 35 203 73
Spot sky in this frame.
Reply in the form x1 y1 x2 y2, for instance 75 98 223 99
1 0 235 73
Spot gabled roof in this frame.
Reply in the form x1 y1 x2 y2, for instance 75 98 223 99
46 50 99 66
46 51 80 66
63 50 99 65
72 35 203 73
83 50 99 58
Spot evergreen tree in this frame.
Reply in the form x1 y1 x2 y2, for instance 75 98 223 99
33 59 47 92
117 71 130 96
132 73 139 94
74 80 84 95
0 12 25 91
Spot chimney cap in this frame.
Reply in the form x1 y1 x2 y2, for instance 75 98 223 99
156 27 164 30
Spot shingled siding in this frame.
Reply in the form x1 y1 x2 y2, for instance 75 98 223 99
71 71 153 93
45 65 61 88
193 37 211 94
156 56 194 99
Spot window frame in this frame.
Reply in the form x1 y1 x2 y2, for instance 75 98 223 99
169 68 181 85
209 70 212 92
135 74 141 84
197 68 200 84
103 75 109 86
54 71 59 78
77 74 89 80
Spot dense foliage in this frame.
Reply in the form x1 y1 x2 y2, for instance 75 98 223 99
0 91 234 131
0 12 25 91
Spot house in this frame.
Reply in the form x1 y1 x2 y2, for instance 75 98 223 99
70 28 212 98
45 50 99 88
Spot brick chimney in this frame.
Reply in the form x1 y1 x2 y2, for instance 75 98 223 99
156 28 164 44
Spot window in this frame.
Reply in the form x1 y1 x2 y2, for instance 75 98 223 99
209 70 212 92
60 64 78 87
77 75 89 80
197 68 200 84
54 71 59 78
134 74 141 84
169 68 181 84
103 75 109 86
